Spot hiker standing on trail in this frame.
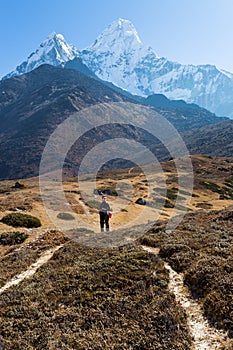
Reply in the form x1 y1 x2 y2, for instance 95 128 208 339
99 195 111 232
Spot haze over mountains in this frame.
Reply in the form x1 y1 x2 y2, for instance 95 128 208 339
3 18 233 118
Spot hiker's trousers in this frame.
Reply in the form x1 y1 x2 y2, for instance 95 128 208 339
99 212 109 231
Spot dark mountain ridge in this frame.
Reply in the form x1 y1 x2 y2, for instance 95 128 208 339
0 65 133 179
183 119 233 158
63 60 228 132
0 64 231 180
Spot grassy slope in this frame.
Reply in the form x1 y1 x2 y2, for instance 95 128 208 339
0 231 68 288
0 243 192 349
139 206 233 343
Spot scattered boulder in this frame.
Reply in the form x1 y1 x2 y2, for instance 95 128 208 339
93 189 103 196
102 188 113 196
57 212 75 220
94 188 116 196
14 181 24 189
135 197 146 205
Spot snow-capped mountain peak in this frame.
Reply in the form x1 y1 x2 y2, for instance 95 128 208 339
84 18 157 56
92 18 142 49
81 18 159 92
115 18 142 42
3 32 79 80
2 18 233 117
80 19 233 117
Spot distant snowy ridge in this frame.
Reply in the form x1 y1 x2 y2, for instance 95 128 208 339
80 19 233 117
2 18 233 117
3 33 79 80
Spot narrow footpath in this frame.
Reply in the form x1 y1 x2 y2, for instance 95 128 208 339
0 241 231 349
0 245 63 295
143 246 230 350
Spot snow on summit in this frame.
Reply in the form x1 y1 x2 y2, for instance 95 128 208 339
80 18 233 116
82 18 159 61
2 18 233 116
3 32 79 80
90 18 143 51
81 18 160 91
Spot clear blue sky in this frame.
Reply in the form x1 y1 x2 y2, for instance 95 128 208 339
1 0 233 78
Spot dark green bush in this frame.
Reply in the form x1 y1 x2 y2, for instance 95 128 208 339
1 213 41 228
111 189 118 196
191 193 199 197
200 181 222 193
166 188 178 201
0 231 29 245
209 185 233 199
164 199 174 208
57 212 75 220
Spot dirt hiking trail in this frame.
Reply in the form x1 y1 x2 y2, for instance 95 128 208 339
143 246 231 350
0 245 63 295
0 235 231 349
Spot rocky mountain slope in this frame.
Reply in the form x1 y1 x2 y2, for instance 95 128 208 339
183 119 233 158
0 64 230 180
0 64 132 180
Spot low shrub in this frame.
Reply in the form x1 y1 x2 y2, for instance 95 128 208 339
153 187 166 195
159 244 191 259
166 188 178 201
0 231 28 245
88 200 101 210
1 213 41 228
111 189 118 196
191 193 200 197
164 199 174 208
57 212 75 220
0 244 192 349
73 227 94 234
195 202 213 209
179 189 192 196
139 207 233 340
200 181 221 193
199 181 233 199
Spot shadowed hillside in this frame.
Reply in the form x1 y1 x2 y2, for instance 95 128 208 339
0 64 230 180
